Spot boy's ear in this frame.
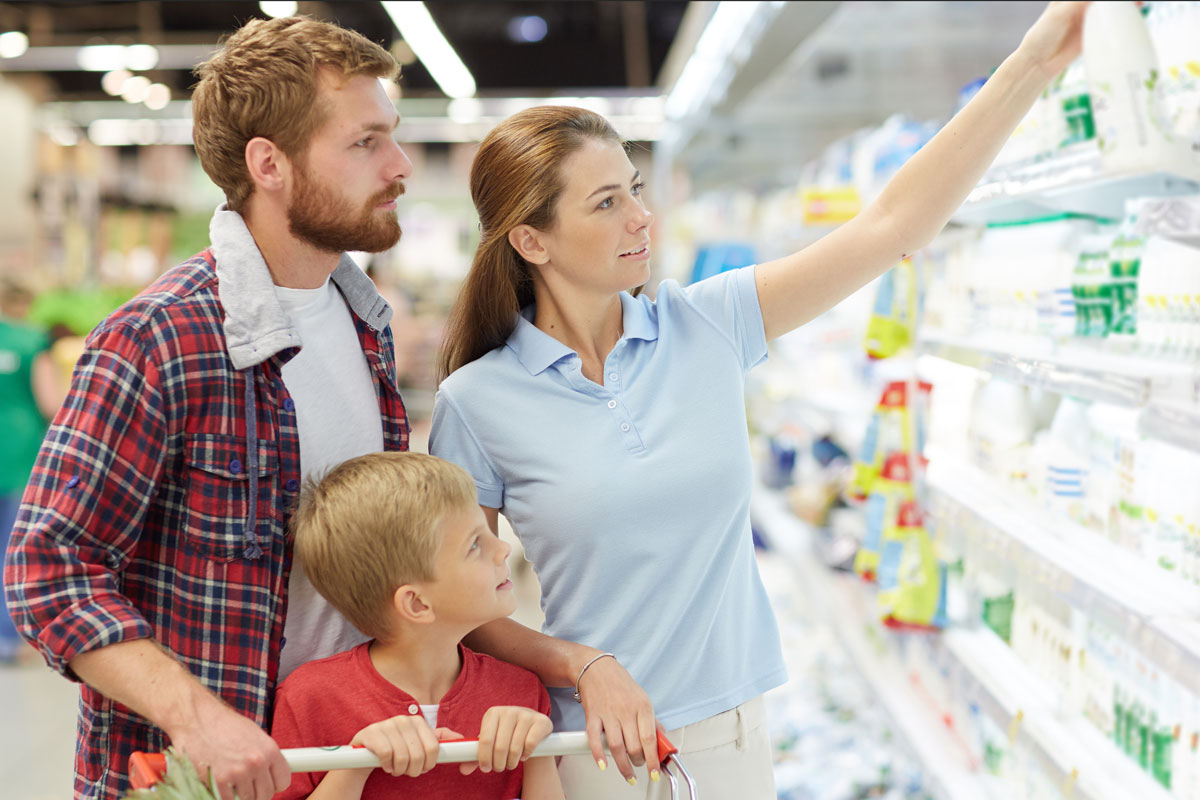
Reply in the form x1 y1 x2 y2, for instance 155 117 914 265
508 225 550 266
393 584 435 625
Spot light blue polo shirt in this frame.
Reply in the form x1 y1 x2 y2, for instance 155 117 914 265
429 265 787 732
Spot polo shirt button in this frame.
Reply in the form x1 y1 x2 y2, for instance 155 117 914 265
408 704 419 714
620 423 630 432
229 459 243 474
286 479 300 492
283 398 295 412
607 400 617 409
609 373 618 381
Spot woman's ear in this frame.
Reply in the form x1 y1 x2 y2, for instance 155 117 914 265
244 136 291 195
508 225 550 265
393 584 435 625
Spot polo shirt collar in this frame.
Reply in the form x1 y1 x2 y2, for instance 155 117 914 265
508 290 660 376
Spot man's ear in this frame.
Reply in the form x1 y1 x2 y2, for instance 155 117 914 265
244 136 291 195
393 584 435 625
508 225 550 266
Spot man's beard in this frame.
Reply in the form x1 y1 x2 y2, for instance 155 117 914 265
288 164 404 254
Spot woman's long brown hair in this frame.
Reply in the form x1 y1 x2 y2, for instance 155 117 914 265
437 106 622 382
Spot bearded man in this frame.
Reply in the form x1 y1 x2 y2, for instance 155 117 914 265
4 16 414 800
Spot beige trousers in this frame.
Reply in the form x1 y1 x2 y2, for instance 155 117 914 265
556 696 776 799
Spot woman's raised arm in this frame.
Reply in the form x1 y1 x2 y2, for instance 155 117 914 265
755 1 1089 340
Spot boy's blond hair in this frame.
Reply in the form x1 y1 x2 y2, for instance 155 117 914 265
191 15 399 212
291 452 478 640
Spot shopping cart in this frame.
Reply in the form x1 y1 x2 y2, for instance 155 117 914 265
130 729 698 798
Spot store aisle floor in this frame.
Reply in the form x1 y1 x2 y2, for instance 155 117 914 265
1 649 77 799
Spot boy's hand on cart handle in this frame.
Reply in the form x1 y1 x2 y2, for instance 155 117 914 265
577 655 661 784
350 716 459 778
465 706 553 775
168 697 289 800
1015 1 1089 80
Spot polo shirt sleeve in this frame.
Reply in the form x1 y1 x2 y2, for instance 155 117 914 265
677 265 767 372
429 388 505 509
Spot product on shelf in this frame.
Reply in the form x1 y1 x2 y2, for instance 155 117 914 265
876 500 947 631
864 257 920 360
1083 1 1199 179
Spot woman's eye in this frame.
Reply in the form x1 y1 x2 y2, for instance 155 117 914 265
597 197 613 209
632 182 645 195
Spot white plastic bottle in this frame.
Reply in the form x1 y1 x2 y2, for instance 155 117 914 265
1082 1 1196 178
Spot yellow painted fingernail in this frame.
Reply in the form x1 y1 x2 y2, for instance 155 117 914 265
596 759 607 771
651 769 660 782
627 776 638 786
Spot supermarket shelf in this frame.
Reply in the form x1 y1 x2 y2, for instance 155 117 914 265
954 145 1200 226
753 481 1177 800
942 627 1175 800
750 483 987 800
1133 195 1200 247
925 448 1200 698
1139 401 1200 455
917 329 1200 408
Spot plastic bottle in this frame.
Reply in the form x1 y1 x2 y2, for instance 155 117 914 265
1082 1 1195 177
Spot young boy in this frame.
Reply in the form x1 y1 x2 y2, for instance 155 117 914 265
272 452 564 799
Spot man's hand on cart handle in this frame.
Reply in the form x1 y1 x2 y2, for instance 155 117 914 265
165 696 290 800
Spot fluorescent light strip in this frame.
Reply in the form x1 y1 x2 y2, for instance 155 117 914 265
381 1 475 99
664 1 769 121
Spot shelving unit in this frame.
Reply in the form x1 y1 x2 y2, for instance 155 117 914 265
925 447 1200 699
752 480 1178 800
952 145 1200 226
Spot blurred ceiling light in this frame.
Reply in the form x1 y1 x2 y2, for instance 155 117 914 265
120 75 152 103
101 68 132 95
144 83 172 110
259 1 298 17
77 44 125 71
381 2 475 98
124 44 159 71
77 43 159 71
447 97 482 123
506 15 547 44
0 31 29 59
47 124 79 147
665 1 779 121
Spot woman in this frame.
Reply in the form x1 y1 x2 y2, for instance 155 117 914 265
430 3 1088 796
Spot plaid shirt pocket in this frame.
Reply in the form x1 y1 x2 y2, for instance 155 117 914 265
182 433 278 562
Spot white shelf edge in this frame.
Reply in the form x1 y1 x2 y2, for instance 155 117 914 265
926 450 1200 699
917 331 1199 409
953 147 1200 226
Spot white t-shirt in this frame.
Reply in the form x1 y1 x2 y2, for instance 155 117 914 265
276 278 383 682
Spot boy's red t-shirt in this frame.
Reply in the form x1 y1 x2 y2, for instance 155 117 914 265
271 642 551 799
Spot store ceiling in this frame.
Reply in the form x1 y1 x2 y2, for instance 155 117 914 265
673 0 1049 191
0 0 689 100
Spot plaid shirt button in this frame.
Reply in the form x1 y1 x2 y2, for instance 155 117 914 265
229 459 243 474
